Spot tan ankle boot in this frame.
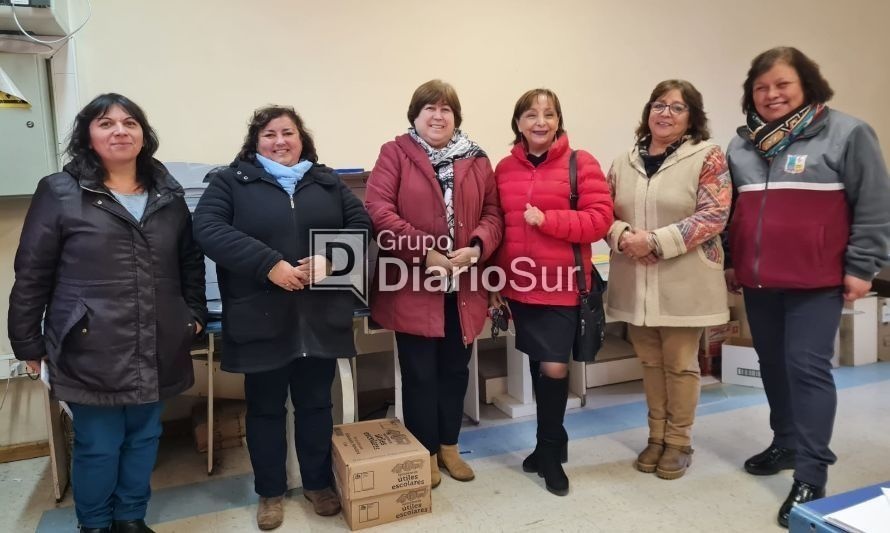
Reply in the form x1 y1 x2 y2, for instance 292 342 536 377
437 444 475 481
303 487 341 516
430 453 442 488
634 439 664 473
257 495 284 530
656 444 693 480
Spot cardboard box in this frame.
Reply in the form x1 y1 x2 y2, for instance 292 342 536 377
879 297 890 362
729 299 752 340
191 400 246 453
337 482 432 531
700 320 741 357
332 419 430 500
699 353 721 377
721 338 763 388
838 296 878 366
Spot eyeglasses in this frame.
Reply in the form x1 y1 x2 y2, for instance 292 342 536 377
489 305 510 337
650 102 689 115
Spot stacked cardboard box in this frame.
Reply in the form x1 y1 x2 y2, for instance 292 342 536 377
699 320 741 377
191 400 245 453
332 419 431 530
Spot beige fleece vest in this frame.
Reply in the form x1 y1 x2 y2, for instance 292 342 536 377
605 140 729 327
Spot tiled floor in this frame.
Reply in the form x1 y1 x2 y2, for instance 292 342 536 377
5 363 890 532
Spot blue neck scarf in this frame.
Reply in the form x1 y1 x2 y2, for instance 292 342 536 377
255 154 313 195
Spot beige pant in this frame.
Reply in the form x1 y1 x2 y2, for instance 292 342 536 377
627 325 703 447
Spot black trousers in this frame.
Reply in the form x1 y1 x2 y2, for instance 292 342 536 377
243 357 337 496
743 287 843 487
395 295 472 454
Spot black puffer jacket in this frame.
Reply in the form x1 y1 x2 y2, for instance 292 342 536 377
193 159 370 373
7 162 207 405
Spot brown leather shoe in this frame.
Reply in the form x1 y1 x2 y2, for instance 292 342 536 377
438 444 475 481
256 495 284 530
634 439 664 473
656 444 693 480
303 487 341 516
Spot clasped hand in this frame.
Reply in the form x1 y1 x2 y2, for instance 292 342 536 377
267 255 330 291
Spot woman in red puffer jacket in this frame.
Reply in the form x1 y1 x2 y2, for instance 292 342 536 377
491 88 613 497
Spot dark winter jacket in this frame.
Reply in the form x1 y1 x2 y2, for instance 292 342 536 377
7 162 206 406
193 159 371 373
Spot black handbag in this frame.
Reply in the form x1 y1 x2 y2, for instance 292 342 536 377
568 151 607 362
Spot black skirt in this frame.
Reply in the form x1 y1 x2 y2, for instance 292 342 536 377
506 298 578 363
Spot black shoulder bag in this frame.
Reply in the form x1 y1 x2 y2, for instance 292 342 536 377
569 151 607 362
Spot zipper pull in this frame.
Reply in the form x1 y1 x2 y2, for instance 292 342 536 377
290 196 294 209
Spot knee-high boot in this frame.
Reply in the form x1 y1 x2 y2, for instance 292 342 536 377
522 365 567 472
533 375 569 496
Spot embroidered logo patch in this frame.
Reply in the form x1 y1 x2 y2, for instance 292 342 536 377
784 154 807 174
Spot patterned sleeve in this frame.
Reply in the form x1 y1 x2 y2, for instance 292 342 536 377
651 146 731 259
675 146 732 249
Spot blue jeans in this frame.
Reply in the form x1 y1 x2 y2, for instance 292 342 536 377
68 402 163 528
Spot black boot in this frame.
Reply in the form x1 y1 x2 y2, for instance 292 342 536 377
531 375 569 496
522 364 567 472
777 479 825 528
111 520 156 533
79 528 111 533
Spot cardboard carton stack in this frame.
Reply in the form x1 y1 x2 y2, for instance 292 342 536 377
332 419 431 530
699 320 740 377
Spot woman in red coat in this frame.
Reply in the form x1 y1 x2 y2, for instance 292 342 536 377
365 79 503 488
491 88 613 496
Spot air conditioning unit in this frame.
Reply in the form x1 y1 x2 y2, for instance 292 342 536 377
0 0 70 37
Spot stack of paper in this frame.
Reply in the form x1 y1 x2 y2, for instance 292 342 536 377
823 488 890 533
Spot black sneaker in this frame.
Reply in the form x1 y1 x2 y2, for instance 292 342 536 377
778 479 825 528
744 445 796 475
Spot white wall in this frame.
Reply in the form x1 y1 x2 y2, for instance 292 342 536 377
1 0 889 429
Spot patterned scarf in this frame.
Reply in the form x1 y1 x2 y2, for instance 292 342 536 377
746 103 824 160
409 128 484 291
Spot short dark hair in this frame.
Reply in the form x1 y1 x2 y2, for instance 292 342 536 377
65 93 161 188
406 79 463 128
635 79 711 144
238 106 318 163
742 46 834 114
510 88 566 145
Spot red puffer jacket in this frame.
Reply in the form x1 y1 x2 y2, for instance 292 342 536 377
365 134 503 342
494 135 613 306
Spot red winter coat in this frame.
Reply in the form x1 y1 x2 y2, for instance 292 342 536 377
494 135 613 306
365 134 503 342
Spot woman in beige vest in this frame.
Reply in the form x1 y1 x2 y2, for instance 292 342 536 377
605 79 731 479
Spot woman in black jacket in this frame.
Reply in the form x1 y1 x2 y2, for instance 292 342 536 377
8 93 206 533
193 105 370 530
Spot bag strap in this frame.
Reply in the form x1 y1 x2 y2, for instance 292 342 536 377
568 151 589 297
569 151 606 296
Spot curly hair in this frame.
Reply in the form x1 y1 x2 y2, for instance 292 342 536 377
237 106 318 163
634 80 710 144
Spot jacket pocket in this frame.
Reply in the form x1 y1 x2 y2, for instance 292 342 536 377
44 300 88 360
225 290 292 344
696 238 725 270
